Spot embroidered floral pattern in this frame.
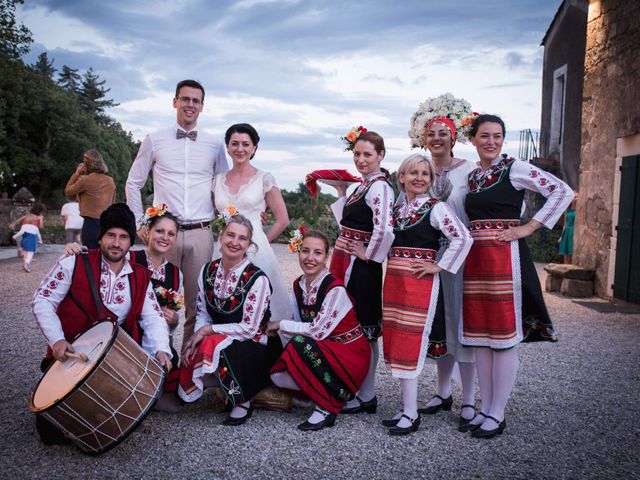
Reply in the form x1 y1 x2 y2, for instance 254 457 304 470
393 198 438 231
468 155 516 193
204 260 262 315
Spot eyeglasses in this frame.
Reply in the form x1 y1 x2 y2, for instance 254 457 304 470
177 96 202 106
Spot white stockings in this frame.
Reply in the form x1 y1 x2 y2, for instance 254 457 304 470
473 346 519 429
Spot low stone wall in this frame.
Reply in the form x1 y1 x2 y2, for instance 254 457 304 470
544 263 594 297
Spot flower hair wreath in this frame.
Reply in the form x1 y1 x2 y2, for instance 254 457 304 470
340 125 367 152
408 93 477 148
212 205 239 233
138 203 169 229
288 225 308 253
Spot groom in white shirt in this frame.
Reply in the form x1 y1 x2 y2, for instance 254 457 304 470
126 79 229 342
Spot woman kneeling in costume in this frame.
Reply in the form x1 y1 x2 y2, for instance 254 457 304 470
381 155 472 435
179 214 281 425
269 230 371 431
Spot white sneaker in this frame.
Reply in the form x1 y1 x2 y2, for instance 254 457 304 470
23 264 30 272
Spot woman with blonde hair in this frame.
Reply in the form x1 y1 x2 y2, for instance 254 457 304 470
64 149 116 249
381 154 472 435
408 96 480 425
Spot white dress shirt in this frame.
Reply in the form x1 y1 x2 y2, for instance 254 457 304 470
126 123 229 224
32 255 172 357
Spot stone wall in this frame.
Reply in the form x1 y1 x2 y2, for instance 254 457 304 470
539 0 588 190
575 0 640 295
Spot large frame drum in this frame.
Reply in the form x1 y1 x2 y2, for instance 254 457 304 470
30 321 165 454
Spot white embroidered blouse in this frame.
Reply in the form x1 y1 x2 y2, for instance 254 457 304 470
470 157 574 229
279 269 353 341
194 258 270 342
31 255 172 357
394 194 473 274
330 171 395 263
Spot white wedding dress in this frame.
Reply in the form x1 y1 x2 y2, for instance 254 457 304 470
212 169 293 321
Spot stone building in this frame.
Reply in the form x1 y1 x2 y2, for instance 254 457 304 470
540 0 640 303
575 0 640 302
539 0 588 189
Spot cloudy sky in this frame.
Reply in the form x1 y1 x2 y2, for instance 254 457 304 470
18 0 561 191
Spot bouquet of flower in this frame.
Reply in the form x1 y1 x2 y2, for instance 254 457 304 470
138 203 169 229
154 286 184 311
408 93 477 148
288 225 309 253
340 125 367 151
212 205 239 232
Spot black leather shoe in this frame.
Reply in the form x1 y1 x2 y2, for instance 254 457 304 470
458 412 486 432
222 404 252 426
340 396 378 414
381 415 402 428
298 409 337 431
417 394 453 415
471 415 506 438
388 414 421 436
458 404 476 426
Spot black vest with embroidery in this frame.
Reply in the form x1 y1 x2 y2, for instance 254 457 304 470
465 155 524 222
201 259 271 327
293 274 338 323
341 176 392 232
132 249 180 291
391 198 441 250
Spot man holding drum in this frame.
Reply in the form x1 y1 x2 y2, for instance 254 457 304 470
32 203 172 444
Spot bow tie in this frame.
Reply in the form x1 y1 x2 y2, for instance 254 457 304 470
177 129 197 141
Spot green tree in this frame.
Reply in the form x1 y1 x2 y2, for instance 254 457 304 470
0 0 32 60
31 51 55 78
79 67 119 123
58 65 81 93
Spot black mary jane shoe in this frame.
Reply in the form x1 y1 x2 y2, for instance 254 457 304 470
222 404 252 426
388 414 421 436
417 394 453 415
458 412 487 432
471 415 506 439
340 396 378 414
458 404 476 426
298 409 337 431
381 414 402 428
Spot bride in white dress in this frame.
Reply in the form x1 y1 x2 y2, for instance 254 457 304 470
212 123 292 321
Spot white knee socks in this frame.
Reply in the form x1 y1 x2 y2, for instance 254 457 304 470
459 361 477 420
484 346 519 428
474 346 519 429
270 371 301 391
472 347 494 425
344 342 379 408
396 377 419 428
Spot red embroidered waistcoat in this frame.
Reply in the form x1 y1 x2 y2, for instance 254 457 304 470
52 249 151 356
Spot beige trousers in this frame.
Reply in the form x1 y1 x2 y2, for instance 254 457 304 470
165 225 214 343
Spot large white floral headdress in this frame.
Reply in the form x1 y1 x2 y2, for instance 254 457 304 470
408 93 477 149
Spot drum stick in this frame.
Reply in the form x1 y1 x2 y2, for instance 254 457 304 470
66 351 89 362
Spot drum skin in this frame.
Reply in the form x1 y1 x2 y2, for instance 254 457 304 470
30 322 165 454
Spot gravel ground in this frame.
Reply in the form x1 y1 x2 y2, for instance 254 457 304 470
1 244 639 479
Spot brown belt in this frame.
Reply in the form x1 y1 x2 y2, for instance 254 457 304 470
178 220 211 231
